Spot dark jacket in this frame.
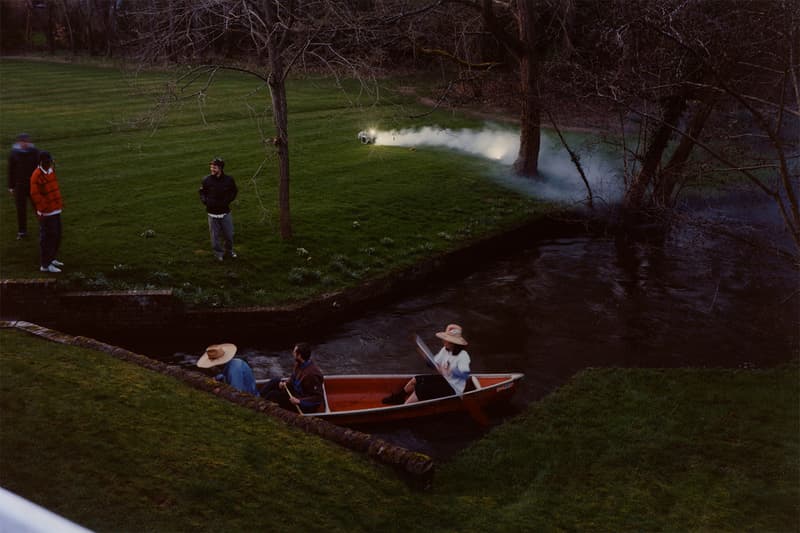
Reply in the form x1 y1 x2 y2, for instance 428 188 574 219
289 359 324 412
8 143 39 191
199 173 238 215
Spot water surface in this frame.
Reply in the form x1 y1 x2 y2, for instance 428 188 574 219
170 194 798 459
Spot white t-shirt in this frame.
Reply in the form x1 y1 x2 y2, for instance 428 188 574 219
433 346 471 394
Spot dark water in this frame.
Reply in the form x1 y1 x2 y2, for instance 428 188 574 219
169 194 799 460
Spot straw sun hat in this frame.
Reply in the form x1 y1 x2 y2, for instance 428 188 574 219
196 343 237 368
435 324 468 346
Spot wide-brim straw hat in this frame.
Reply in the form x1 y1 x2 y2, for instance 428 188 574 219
435 324 468 346
197 343 237 368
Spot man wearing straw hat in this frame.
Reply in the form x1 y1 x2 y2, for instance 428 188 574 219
197 343 257 395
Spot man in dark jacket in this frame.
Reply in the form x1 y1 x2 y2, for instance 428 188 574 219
260 342 325 414
7 133 39 239
199 157 238 261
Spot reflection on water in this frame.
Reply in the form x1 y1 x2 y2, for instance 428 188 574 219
170 197 798 460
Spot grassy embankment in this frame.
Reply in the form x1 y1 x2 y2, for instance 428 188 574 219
2 328 797 532
0 58 552 307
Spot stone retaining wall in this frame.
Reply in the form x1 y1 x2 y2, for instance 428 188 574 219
1 212 600 349
1 320 435 485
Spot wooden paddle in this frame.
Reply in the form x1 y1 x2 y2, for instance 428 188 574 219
282 380 304 415
414 335 490 427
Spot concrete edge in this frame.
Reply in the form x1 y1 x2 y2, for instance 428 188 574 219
1 320 435 486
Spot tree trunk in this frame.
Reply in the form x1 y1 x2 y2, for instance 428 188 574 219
105 0 117 57
512 0 541 177
514 50 542 177
85 0 95 56
655 97 715 206
624 92 687 208
269 73 293 240
24 2 32 50
264 0 292 240
46 2 56 54
58 0 76 55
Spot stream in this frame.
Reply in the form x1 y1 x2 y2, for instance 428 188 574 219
167 192 798 460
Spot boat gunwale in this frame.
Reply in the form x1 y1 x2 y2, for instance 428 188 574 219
257 372 524 418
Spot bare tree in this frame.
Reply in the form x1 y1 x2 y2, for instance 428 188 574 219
575 0 798 255
122 0 381 239
398 0 572 178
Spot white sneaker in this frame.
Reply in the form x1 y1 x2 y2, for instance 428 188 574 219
51 259 64 267
40 264 61 273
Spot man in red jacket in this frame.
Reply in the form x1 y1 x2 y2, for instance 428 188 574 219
29 151 64 273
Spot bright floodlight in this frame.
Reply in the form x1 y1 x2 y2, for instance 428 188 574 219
357 130 376 144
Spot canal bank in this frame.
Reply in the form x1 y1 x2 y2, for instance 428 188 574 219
0 320 435 482
0 210 600 353
1 325 796 531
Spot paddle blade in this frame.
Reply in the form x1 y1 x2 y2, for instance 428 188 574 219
414 334 436 368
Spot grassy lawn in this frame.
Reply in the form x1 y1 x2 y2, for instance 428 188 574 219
0 328 426 531
437 365 800 532
0 59 549 307
2 328 797 532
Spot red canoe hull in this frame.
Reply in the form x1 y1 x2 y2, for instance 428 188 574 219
259 373 523 426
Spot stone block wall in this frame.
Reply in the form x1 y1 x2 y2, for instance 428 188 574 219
0 279 60 323
0 282 182 341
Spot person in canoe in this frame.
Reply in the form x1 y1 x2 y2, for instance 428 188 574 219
383 324 472 405
196 343 258 395
260 342 325 413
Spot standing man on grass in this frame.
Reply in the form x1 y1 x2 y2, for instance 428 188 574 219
199 157 238 262
7 133 39 240
29 151 64 273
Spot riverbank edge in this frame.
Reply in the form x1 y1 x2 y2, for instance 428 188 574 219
0 209 601 350
3 324 797 531
0 319 436 484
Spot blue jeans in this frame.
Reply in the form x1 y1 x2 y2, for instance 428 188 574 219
39 213 61 268
207 213 234 259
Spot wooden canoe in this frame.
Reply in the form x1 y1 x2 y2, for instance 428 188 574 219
258 373 524 425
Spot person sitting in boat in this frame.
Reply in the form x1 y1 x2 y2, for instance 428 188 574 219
196 343 257 395
260 342 324 413
383 324 471 405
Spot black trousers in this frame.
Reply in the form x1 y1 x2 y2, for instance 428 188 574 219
260 378 293 409
38 213 61 268
14 188 31 235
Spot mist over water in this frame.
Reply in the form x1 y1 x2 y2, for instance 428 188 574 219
372 124 624 206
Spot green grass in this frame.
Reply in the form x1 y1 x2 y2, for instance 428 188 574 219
0 328 426 531
2 328 797 531
0 59 549 307
436 366 800 532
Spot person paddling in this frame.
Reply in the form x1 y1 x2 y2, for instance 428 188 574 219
383 324 472 405
260 342 324 413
